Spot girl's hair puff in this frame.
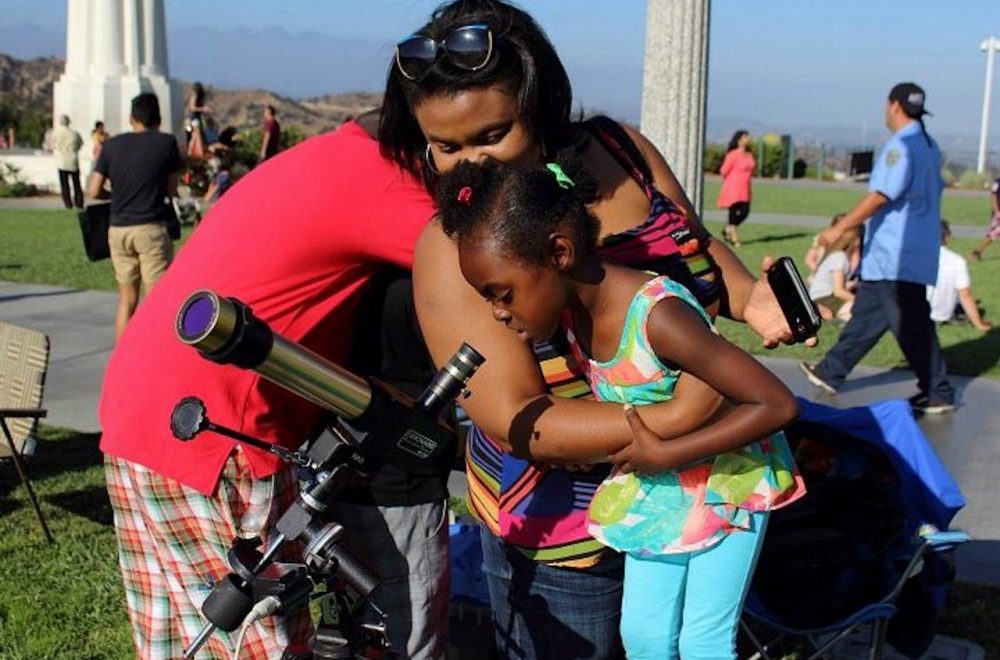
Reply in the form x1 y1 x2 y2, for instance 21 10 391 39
437 149 600 266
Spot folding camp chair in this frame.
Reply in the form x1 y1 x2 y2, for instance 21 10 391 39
0 321 54 543
740 399 968 660
740 529 969 660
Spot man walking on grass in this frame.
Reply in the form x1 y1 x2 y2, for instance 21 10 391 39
801 82 955 414
87 92 182 341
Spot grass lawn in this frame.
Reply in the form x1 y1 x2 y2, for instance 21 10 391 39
1 426 998 658
0 208 195 293
702 220 1000 380
703 178 995 227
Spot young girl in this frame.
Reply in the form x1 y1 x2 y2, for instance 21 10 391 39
809 225 861 322
438 157 805 660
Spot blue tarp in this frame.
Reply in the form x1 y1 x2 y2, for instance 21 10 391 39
796 397 965 534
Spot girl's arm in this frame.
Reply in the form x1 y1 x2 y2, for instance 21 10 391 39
831 268 855 303
413 221 724 463
610 297 798 474
620 125 822 347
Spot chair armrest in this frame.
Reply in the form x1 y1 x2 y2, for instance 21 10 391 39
0 408 48 419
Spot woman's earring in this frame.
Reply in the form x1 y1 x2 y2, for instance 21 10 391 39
424 144 440 175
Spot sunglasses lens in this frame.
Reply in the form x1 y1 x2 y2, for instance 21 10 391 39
396 36 437 79
444 26 491 70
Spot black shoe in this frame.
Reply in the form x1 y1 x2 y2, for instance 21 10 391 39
800 362 837 394
909 393 955 415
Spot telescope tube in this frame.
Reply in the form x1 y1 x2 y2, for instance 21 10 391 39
176 290 372 419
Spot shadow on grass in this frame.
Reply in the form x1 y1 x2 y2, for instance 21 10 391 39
942 327 1000 378
0 288 83 303
28 428 103 481
47 484 113 525
739 231 812 246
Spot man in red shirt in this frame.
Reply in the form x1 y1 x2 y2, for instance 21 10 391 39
99 111 440 658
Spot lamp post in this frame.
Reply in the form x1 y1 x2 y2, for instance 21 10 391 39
977 36 1000 174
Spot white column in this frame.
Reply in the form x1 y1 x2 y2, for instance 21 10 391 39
977 37 999 174
640 0 711 213
122 0 143 76
64 0 91 77
91 0 125 77
142 0 169 77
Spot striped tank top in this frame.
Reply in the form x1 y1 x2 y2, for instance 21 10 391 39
464 116 723 567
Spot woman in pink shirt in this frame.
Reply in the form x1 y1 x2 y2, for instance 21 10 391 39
716 130 756 246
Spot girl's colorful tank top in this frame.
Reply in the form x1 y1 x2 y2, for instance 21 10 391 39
564 276 806 556
463 117 723 567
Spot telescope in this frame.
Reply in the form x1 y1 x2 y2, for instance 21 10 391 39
171 289 484 659
175 289 484 472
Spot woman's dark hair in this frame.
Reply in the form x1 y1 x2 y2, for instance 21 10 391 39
437 149 599 266
380 0 573 193
192 82 205 106
727 129 749 152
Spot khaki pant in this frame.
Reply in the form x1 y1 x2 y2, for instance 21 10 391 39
108 222 173 289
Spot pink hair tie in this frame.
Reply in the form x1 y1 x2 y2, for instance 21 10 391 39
457 186 473 205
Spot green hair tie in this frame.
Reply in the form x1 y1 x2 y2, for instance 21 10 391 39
546 162 574 189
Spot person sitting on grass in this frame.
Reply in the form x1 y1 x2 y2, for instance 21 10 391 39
928 220 991 331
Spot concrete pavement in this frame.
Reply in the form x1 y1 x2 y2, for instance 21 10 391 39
2 279 998 585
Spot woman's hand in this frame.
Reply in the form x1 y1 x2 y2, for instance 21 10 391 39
744 256 831 348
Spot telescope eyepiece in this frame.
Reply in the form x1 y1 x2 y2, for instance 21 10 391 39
415 343 485 418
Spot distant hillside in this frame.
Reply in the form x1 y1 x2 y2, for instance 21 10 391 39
0 53 382 140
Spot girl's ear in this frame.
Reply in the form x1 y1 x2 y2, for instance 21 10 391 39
548 231 576 271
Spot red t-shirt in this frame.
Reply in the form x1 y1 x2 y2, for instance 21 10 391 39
98 121 434 495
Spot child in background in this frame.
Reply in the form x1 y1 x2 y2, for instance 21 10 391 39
805 212 847 282
437 157 805 660
809 225 861 322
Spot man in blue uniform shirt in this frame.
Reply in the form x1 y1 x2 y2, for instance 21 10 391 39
801 82 955 414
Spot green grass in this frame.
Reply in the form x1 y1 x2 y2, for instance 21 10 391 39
0 426 133 659
704 220 1000 380
703 179 995 226
1 426 997 658
0 208 194 292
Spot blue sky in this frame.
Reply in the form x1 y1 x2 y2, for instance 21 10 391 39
3 1 999 154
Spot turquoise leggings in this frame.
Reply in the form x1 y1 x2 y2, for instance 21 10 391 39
620 512 769 660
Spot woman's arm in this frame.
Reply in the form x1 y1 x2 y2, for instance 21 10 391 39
610 298 798 474
413 221 724 462
719 151 734 177
620 125 819 346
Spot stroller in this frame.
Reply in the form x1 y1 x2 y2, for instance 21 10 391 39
741 398 968 660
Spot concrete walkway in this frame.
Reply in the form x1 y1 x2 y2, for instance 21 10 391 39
2 279 998 586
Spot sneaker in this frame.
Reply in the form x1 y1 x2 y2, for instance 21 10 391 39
800 362 837 394
909 394 955 415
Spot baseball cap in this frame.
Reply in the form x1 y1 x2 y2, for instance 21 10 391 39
888 82 932 117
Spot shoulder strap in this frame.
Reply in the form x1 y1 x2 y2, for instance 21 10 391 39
583 115 654 186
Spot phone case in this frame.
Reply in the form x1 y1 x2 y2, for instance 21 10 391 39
767 256 822 343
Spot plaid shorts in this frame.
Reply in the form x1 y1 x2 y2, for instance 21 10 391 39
105 452 313 659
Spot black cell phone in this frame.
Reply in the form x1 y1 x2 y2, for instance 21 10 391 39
767 256 822 343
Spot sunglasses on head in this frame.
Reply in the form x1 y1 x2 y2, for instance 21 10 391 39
395 24 494 81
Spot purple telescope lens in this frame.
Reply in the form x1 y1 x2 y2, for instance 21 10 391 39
179 294 217 340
